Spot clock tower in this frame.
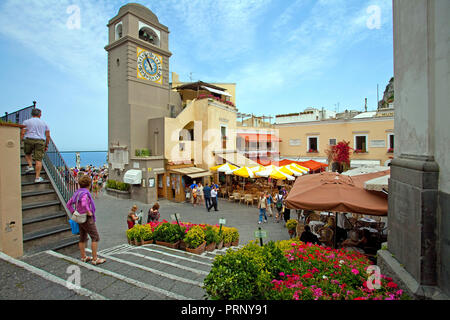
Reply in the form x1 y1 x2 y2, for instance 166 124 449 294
105 3 171 181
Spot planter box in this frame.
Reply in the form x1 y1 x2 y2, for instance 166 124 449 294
141 240 153 246
106 188 131 199
224 242 232 248
205 242 216 252
231 239 239 247
155 240 180 249
186 241 206 255
132 239 142 246
216 241 224 250
179 240 186 251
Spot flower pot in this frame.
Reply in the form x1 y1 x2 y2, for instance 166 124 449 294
141 239 153 246
155 240 180 249
127 238 132 245
186 241 206 255
205 242 216 252
224 242 232 248
179 240 187 251
216 241 224 250
231 239 239 246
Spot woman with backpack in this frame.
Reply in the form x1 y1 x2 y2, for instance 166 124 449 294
275 191 284 223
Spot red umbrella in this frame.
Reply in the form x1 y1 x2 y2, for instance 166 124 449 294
285 171 387 216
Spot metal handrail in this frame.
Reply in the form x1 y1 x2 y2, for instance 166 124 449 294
5 102 77 202
43 138 78 202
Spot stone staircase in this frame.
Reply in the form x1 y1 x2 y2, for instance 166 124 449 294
20 154 79 256
1 244 243 300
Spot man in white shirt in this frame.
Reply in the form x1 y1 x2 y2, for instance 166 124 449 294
207 186 219 212
21 108 50 183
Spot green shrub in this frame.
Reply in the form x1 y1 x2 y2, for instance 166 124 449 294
203 241 290 300
126 227 136 241
183 226 205 249
205 226 220 245
154 223 183 243
286 219 298 231
222 227 234 244
106 179 117 189
229 227 239 242
141 225 153 241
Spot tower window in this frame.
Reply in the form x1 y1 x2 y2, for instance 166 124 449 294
115 22 123 40
139 27 160 46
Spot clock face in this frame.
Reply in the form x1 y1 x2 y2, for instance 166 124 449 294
137 48 163 84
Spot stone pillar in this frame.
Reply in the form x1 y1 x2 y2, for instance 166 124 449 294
377 0 449 300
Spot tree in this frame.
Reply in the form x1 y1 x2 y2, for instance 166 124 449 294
326 141 352 173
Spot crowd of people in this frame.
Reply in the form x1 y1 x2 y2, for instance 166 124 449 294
70 166 108 199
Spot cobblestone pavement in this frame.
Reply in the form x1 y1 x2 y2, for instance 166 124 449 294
0 190 296 300
93 191 295 252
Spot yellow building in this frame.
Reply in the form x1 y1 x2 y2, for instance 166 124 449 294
275 111 395 167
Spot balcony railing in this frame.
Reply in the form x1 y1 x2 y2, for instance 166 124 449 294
4 102 78 202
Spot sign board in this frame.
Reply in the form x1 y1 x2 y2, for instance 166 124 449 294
370 140 386 148
133 162 140 169
219 219 226 225
148 178 155 188
254 230 267 238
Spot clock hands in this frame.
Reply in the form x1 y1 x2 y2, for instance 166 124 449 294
146 57 153 72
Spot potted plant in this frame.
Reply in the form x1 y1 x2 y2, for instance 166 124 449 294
141 225 154 245
205 226 220 252
222 227 233 247
216 226 224 250
286 219 298 238
153 223 183 249
126 227 135 245
230 228 240 246
133 225 143 246
184 226 206 254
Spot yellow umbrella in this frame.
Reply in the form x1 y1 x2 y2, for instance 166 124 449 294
232 167 256 178
210 163 238 174
290 163 309 173
249 165 266 173
279 165 296 175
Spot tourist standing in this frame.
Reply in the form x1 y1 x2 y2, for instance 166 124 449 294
283 197 291 227
197 182 204 205
147 202 160 223
66 175 106 265
266 192 274 218
258 192 268 224
203 183 212 211
208 186 218 212
127 205 139 229
20 108 50 183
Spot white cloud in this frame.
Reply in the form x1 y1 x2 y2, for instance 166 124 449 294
0 0 113 90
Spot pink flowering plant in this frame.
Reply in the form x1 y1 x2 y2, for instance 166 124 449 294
269 242 409 300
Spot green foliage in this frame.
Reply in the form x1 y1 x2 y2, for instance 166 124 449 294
203 241 291 300
106 179 117 189
183 226 206 249
141 225 153 241
286 219 298 231
222 227 234 244
135 148 151 157
126 227 136 240
107 179 130 191
229 227 239 242
153 223 183 243
205 226 220 245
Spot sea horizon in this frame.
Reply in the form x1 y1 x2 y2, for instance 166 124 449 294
60 151 108 169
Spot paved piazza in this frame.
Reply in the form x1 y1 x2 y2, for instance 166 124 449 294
94 191 295 252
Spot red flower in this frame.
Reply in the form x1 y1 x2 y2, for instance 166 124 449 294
386 282 398 289
353 297 367 300
302 273 313 279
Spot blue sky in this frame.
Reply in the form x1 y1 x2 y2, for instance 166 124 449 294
0 0 393 151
